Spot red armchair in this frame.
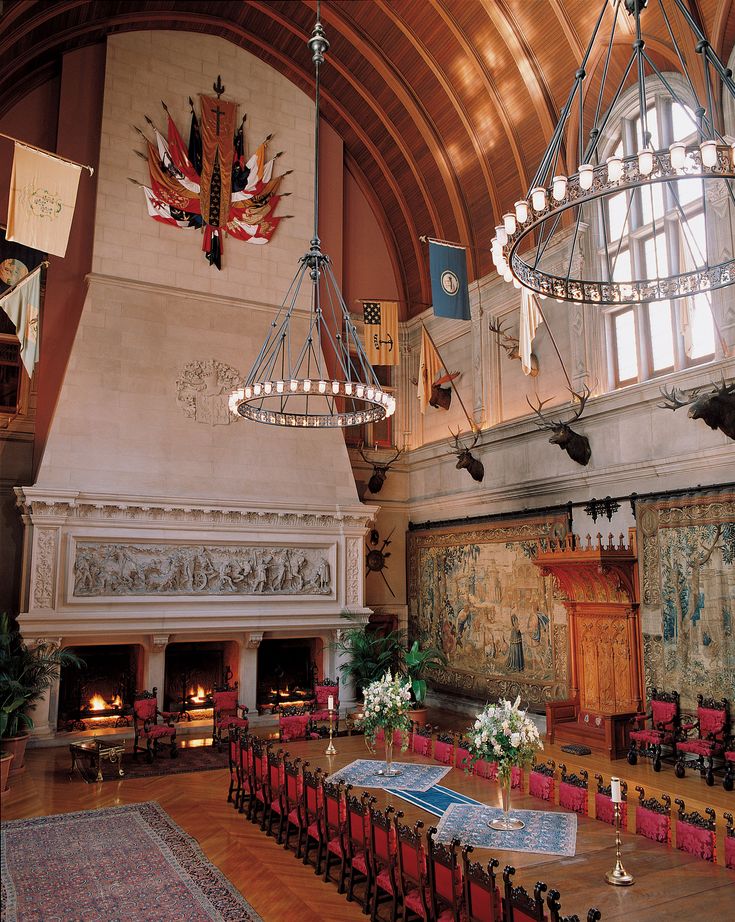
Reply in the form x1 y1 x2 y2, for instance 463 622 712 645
462 845 501 922
724 742 735 791
628 687 680 771
313 677 340 724
674 694 730 786
212 683 249 750
132 688 177 762
674 799 716 863
395 818 431 922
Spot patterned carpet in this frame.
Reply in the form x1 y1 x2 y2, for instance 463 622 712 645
326 759 451 791
434 803 578 856
0 802 262 922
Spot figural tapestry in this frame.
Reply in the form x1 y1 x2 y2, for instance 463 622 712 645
407 512 570 708
637 490 735 710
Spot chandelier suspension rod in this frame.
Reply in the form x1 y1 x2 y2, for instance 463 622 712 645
669 0 735 98
311 0 324 248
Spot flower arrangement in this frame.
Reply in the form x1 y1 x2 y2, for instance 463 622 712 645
467 695 543 781
359 670 412 750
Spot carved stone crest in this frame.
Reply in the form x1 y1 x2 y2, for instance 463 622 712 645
175 359 242 426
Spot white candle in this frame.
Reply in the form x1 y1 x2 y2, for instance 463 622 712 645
328 695 334 711
611 777 622 803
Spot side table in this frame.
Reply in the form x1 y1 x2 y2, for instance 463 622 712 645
69 738 126 783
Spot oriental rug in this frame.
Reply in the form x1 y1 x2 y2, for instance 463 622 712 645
0 801 262 922
326 759 450 791
434 802 577 856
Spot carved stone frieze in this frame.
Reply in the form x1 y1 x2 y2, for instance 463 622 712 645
247 631 264 649
175 359 242 426
72 542 332 597
345 537 361 607
33 529 57 609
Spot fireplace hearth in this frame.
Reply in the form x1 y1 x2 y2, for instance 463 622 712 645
257 638 317 714
164 642 228 719
58 644 139 731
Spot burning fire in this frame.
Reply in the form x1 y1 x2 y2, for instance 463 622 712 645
189 685 207 703
88 693 122 711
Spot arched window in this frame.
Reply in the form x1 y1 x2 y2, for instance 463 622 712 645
597 80 716 388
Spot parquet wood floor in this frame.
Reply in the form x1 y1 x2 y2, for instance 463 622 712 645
1 722 733 922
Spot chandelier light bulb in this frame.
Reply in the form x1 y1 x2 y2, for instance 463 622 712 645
290 379 298 392
253 382 262 397
669 142 686 171
552 175 567 201
578 163 594 190
606 156 623 183
318 379 327 393
495 224 508 246
503 266 513 283
276 380 284 394
264 381 272 395
303 379 312 392
530 186 547 212
514 200 529 224
637 148 654 176
512 277 521 289
503 212 517 235
331 380 340 394
700 139 718 168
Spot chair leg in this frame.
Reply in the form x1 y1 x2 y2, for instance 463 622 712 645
337 855 347 894
170 736 177 758
323 850 332 883
276 811 286 845
303 835 312 866
370 883 380 922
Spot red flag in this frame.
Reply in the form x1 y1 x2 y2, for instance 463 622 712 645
198 94 238 229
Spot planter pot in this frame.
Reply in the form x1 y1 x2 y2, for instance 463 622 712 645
0 751 14 793
409 707 428 726
3 733 30 775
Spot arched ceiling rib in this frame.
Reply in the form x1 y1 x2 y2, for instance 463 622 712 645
1 0 733 318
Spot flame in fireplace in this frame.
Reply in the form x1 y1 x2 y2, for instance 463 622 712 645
189 685 207 703
89 694 107 711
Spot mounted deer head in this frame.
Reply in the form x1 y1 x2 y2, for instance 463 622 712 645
448 427 484 482
658 378 735 441
430 372 461 410
527 386 592 466
488 318 539 376
357 444 404 494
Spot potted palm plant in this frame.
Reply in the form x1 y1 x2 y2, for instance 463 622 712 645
330 613 406 700
0 613 83 778
404 639 447 726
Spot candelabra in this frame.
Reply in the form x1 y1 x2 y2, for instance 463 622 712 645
605 777 634 886
325 707 337 756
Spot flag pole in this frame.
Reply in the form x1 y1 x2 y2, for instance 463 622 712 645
532 298 575 392
0 132 95 176
421 322 478 432
0 262 49 304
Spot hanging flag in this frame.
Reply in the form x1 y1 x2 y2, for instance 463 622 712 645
428 240 470 320
0 264 42 377
417 325 444 413
520 286 543 375
0 228 45 297
362 300 399 365
6 143 82 257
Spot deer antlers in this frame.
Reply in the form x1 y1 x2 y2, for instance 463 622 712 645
658 384 700 411
526 385 590 430
487 318 518 356
448 426 479 452
358 442 403 467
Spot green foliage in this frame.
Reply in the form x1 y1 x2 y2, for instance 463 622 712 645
331 613 406 696
404 639 447 704
0 613 84 738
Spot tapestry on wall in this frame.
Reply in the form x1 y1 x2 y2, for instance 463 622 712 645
637 490 735 710
133 76 289 269
407 512 569 709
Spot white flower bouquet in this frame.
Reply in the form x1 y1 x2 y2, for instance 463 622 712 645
359 670 412 751
467 695 543 782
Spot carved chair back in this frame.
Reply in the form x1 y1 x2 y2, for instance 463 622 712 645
213 687 239 715
456 736 472 771
529 759 556 802
321 779 345 844
368 803 399 875
695 695 730 740
502 865 548 922
239 730 254 796
558 764 588 814
462 846 500 922
649 688 680 731
394 818 429 918
133 690 159 725
266 746 285 806
725 813 735 871
302 766 323 827
427 828 462 921
674 799 716 862
314 678 339 710
634 786 671 844
593 773 627 826
434 732 455 765
411 723 433 757
250 736 268 799
282 756 302 817
345 790 374 859
547 889 601 922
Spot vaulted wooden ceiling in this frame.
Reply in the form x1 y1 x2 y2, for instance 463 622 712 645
2 0 734 316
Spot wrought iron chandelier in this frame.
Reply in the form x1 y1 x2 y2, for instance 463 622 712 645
230 6 395 428
492 0 735 306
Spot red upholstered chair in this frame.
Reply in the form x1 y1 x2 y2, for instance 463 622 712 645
674 799 716 863
546 890 601 922
634 786 671 844
529 760 556 802
226 727 243 808
674 797 716 861
237 731 254 814
725 812 735 870
212 684 249 751
474 758 498 782
132 688 177 762
427 828 465 922
593 773 627 827
344 790 376 912
279 705 319 743
411 723 433 758
395 818 430 922
264 746 286 840
321 779 348 891
434 732 455 766
511 765 523 790
456 737 473 772
282 755 304 856
462 845 501 922
501 866 548 922
628 688 680 772
368 803 401 922
301 766 326 874
674 695 730 786
248 736 269 824
558 765 588 815
724 742 735 791
312 677 340 725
